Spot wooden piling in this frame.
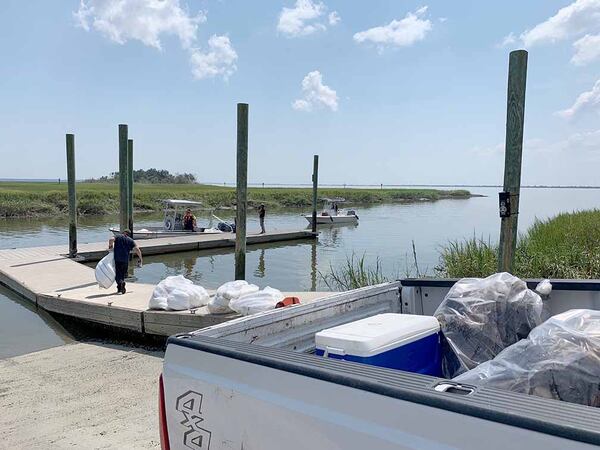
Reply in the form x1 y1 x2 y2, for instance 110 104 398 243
127 139 134 237
235 103 249 280
498 50 528 273
118 124 128 232
311 155 319 233
66 134 77 258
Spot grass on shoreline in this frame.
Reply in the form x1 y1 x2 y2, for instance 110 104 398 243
437 209 600 279
0 182 471 218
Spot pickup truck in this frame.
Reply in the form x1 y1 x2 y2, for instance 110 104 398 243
159 279 600 450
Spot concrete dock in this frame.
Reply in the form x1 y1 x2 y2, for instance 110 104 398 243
0 229 332 336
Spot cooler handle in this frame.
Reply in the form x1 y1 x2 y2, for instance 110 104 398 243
323 346 345 358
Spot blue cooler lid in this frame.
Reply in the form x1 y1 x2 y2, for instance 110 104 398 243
315 313 440 357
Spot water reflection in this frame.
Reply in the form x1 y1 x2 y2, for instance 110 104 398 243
0 286 74 359
254 249 266 278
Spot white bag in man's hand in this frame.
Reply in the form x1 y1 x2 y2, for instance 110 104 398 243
95 251 116 289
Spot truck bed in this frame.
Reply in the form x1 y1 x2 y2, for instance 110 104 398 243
162 279 600 449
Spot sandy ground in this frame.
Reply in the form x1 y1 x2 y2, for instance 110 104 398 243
0 343 163 449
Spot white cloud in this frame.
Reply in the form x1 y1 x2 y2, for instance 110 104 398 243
498 32 517 48
353 6 432 51
74 0 205 50
328 11 340 26
74 0 237 80
572 33 600 65
504 0 600 64
292 70 338 112
190 35 238 80
562 129 600 151
519 0 600 47
556 79 600 118
277 0 339 37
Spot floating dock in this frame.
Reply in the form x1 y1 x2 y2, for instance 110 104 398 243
0 229 332 336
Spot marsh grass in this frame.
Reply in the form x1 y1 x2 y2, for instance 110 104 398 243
0 182 471 217
320 253 391 290
437 210 600 279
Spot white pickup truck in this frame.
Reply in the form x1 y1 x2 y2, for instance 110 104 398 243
159 279 600 450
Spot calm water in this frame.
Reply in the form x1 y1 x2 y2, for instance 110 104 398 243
0 286 74 359
2 187 600 357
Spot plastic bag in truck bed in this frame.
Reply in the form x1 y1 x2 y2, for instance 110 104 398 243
455 309 600 407
434 272 544 378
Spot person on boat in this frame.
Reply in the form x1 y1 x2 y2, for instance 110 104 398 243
183 208 197 231
258 204 266 234
108 230 142 295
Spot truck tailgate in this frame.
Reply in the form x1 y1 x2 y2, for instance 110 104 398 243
162 335 600 450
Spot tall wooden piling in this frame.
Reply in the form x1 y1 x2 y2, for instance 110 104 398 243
66 134 77 258
118 124 128 232
235 103 249 280
498 50 528 272
127 139 134 237
311 155 319 233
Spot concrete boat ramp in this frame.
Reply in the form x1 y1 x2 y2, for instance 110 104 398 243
0 229 331 336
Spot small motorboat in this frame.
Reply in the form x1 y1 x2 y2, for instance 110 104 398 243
304 198 359 226
110 199 225 239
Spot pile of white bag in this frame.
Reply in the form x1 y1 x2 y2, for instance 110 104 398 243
148 275 210 311
207 280 284 316
230 286 285 316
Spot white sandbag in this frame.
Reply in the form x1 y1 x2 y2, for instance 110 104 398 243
188 284 210 308
95 251 116 289
148 295 168 310
216 280 259 300
207 293 233 314
163 275 193 292
229 286 285 316
148 275 208 311
168 288 191 311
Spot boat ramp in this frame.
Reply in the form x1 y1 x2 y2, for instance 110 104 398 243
0 229 332 336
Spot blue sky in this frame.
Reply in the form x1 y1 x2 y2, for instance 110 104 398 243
1 0 600 185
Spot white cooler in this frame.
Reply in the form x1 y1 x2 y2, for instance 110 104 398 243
315 313 442 376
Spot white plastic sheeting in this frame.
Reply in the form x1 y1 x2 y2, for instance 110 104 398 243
229 287 285 316
95 251 116 289
455 309 600 407
207 280 259 314
148 275 210 311
434 272 544 378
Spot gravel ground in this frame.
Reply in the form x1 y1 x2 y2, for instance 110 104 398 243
0 342 163 449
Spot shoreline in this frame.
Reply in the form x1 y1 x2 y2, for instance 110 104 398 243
0 182 474 219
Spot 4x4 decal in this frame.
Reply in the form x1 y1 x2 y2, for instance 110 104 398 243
176 391 212 450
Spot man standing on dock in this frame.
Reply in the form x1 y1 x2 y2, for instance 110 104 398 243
258 204 266 234
108 230 142 294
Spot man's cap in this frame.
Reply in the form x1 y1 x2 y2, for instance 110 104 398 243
123 229 131 235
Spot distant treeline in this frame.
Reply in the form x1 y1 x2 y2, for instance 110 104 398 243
87 168 196 184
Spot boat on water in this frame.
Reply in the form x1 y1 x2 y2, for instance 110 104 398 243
304 197 359 225
109 199 224 239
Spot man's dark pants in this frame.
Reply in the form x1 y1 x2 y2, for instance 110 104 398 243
115 260 129 292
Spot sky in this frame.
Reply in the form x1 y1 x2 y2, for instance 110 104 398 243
1 0 600 185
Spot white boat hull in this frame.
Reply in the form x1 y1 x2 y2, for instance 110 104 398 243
304 214 358 225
